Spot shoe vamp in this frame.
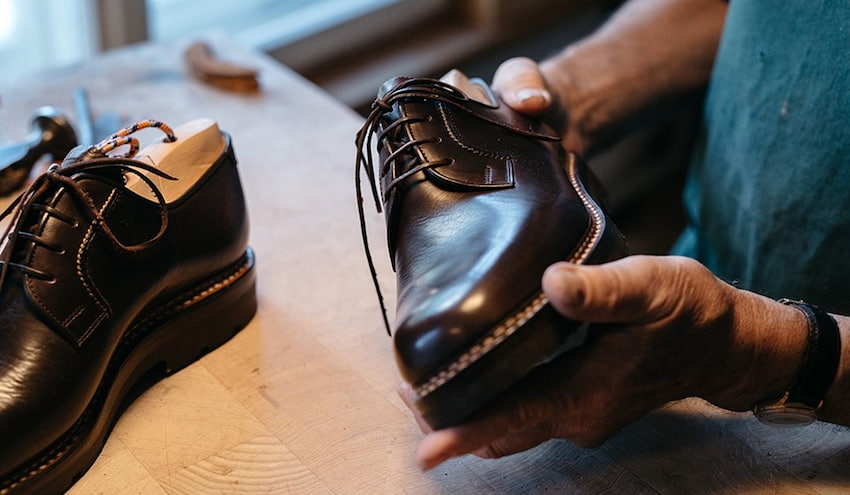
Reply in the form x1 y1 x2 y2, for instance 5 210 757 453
392 165 590 383
0 148 249 476
0 276 98 475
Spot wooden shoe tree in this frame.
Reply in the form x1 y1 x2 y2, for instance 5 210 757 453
440 69 497 107
125 118 225 203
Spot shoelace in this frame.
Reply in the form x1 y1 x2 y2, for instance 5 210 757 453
0 120 178 290
354 77 559 335
355 79 462 335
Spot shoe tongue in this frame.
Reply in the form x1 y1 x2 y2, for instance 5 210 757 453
378 72 496 106
61 144 107 166
378 77 410 99
439 69 496 106
59 145 126 184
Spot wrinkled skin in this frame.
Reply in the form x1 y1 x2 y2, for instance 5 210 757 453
399 0 850 470
401 256 813 470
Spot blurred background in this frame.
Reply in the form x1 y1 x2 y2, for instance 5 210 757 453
0 0 690 254
0 0 621 109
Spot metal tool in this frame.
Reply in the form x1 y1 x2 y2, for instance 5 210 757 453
0 107 77 196
75 89 122 149
73 87 95 147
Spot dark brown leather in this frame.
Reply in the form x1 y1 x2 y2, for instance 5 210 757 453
0 132 255 493
356 75 626 428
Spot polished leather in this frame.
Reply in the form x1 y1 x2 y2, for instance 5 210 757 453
357 75 626 426
0 132 252 492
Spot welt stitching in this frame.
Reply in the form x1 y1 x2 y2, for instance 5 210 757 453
0 252 253 493
440 104 511 160
413 154 606 397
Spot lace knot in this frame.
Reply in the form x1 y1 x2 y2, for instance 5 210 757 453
0 120 178 294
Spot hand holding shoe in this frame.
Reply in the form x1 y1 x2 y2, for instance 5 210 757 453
357 73 626 430
400 255 811 470
491 56 584 153
491 57 554 115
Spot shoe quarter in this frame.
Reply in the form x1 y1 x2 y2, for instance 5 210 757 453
23 180 120 347
404 100 516 190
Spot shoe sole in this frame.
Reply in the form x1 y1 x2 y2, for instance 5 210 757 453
411 154 625 429
0 248 257 495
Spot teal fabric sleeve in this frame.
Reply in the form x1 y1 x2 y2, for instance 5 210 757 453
672 0 850 313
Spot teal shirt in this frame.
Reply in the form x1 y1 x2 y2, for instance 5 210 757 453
673 0 850 313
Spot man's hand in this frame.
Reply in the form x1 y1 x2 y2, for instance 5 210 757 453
399 255 809 470
492 57 554 115
491 0 727 154
491 57 583 152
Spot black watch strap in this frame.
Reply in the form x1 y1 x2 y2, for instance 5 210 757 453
779 298 841 409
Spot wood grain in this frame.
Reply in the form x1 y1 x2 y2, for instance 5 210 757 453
0 38 848 494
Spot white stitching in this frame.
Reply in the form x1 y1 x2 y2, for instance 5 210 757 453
75 188 117 344
440 104 511 160
413 154 607 397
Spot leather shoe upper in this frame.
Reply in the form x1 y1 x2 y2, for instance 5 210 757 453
0 123 249 478
356 74 626 386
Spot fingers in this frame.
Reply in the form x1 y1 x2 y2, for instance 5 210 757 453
492 57 552 114
397 383 434 434
542 255 680 324
413 390 559 470
400 255 725 472
470 423 559 459
400 380 553 470
415 413 553 470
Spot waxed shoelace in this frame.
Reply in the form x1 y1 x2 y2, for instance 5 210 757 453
0 120 178 289
354 78 559 335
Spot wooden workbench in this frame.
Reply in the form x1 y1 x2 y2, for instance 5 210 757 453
1 40 849 494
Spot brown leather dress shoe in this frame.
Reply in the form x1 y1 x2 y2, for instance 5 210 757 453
356 72 626 429
0 119 256 494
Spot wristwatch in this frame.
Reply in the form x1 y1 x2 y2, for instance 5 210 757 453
752 299 841 426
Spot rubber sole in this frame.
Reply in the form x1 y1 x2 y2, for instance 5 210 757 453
414 303 587 430
0 248 257 495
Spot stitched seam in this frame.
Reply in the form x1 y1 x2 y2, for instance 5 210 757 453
565 155 604 262
62 306 85 327
180 261 252 309
0 252 253 494
403 104 511 187
414 293 548 397
27 280 60 327
440 104 511 160
76 188 117 344
413 154 605 397
22 190 108 332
